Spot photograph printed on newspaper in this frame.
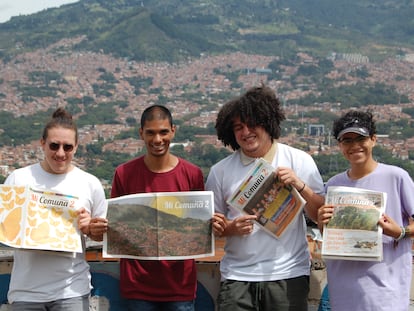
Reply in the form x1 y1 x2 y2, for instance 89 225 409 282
103 191 214 260
226 158 306 239
322 186 387 261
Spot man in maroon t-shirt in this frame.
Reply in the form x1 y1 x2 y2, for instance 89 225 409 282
111 104 204 311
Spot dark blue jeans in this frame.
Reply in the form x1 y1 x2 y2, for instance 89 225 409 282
126 299 195 311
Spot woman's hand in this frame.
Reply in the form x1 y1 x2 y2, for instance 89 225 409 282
77 208 91 235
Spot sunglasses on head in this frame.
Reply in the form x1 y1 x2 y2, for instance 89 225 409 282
48 142 74 152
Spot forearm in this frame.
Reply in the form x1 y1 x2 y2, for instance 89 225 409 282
296 182 325 223
221 219 239 237
87 231 104 242
379 215 414 244
393 223 413 241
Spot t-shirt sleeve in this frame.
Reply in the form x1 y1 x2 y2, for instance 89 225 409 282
111 168 123 198
206 167 226 215
400 170 414 219
91 177 107 218
193 168 205 191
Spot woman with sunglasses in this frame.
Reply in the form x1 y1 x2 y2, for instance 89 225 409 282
4 107 108 311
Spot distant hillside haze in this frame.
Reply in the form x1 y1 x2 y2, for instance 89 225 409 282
1 0 414 184
0 0 413 62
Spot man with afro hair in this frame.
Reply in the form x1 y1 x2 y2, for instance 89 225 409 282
207 84 325 311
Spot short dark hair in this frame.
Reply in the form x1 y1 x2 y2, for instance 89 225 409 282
215 84 286 150
140 105 173 129
332 110 376 140
42 107 78 143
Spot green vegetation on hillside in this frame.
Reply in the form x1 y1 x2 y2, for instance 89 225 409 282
288 82 408 108
1 0 414 62
1 0 414 186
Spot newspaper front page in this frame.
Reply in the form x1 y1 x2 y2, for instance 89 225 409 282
226 158 306 239
0 184 82 253
322 186 386 261
103 191 214 260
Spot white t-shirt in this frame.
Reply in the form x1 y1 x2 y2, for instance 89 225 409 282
5 163 107 303
206 143 324 281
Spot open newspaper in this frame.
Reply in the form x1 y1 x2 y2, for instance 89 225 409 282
103 191 214 260
321 186 386 261
0 184 82 253
226 158 306 239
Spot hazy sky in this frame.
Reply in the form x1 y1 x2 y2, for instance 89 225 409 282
0 0 79 23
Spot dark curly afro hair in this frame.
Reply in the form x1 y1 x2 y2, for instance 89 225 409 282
215 84 286 150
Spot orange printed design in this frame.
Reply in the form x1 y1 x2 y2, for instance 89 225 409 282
0 185 82 253
0 207 22 242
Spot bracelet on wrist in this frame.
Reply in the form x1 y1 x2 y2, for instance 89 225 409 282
395 226 406 242
405 226 410 238
298 183 306 193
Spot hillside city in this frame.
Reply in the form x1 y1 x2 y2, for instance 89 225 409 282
1 36 414 183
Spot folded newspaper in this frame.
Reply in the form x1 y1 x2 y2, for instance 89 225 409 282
321 186 386 261
226 158 306 239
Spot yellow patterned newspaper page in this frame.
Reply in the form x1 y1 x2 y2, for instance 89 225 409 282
0 185 82 253
322 186 386 261
226 158 306 239
103 191 214 260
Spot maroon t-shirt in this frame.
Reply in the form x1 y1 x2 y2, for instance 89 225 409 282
111 156 204 301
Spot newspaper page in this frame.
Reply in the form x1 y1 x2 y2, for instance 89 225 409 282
103 191 214 260
0 185 82 253
322 186 386 261
226 158 306 239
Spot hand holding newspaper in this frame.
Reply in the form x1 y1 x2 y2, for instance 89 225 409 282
226 158 306 239
321 186 386 261
103 191 214 260
0 185 82 253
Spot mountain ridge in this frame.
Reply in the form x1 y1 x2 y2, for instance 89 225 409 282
1 0 414 182
1 0 413 62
